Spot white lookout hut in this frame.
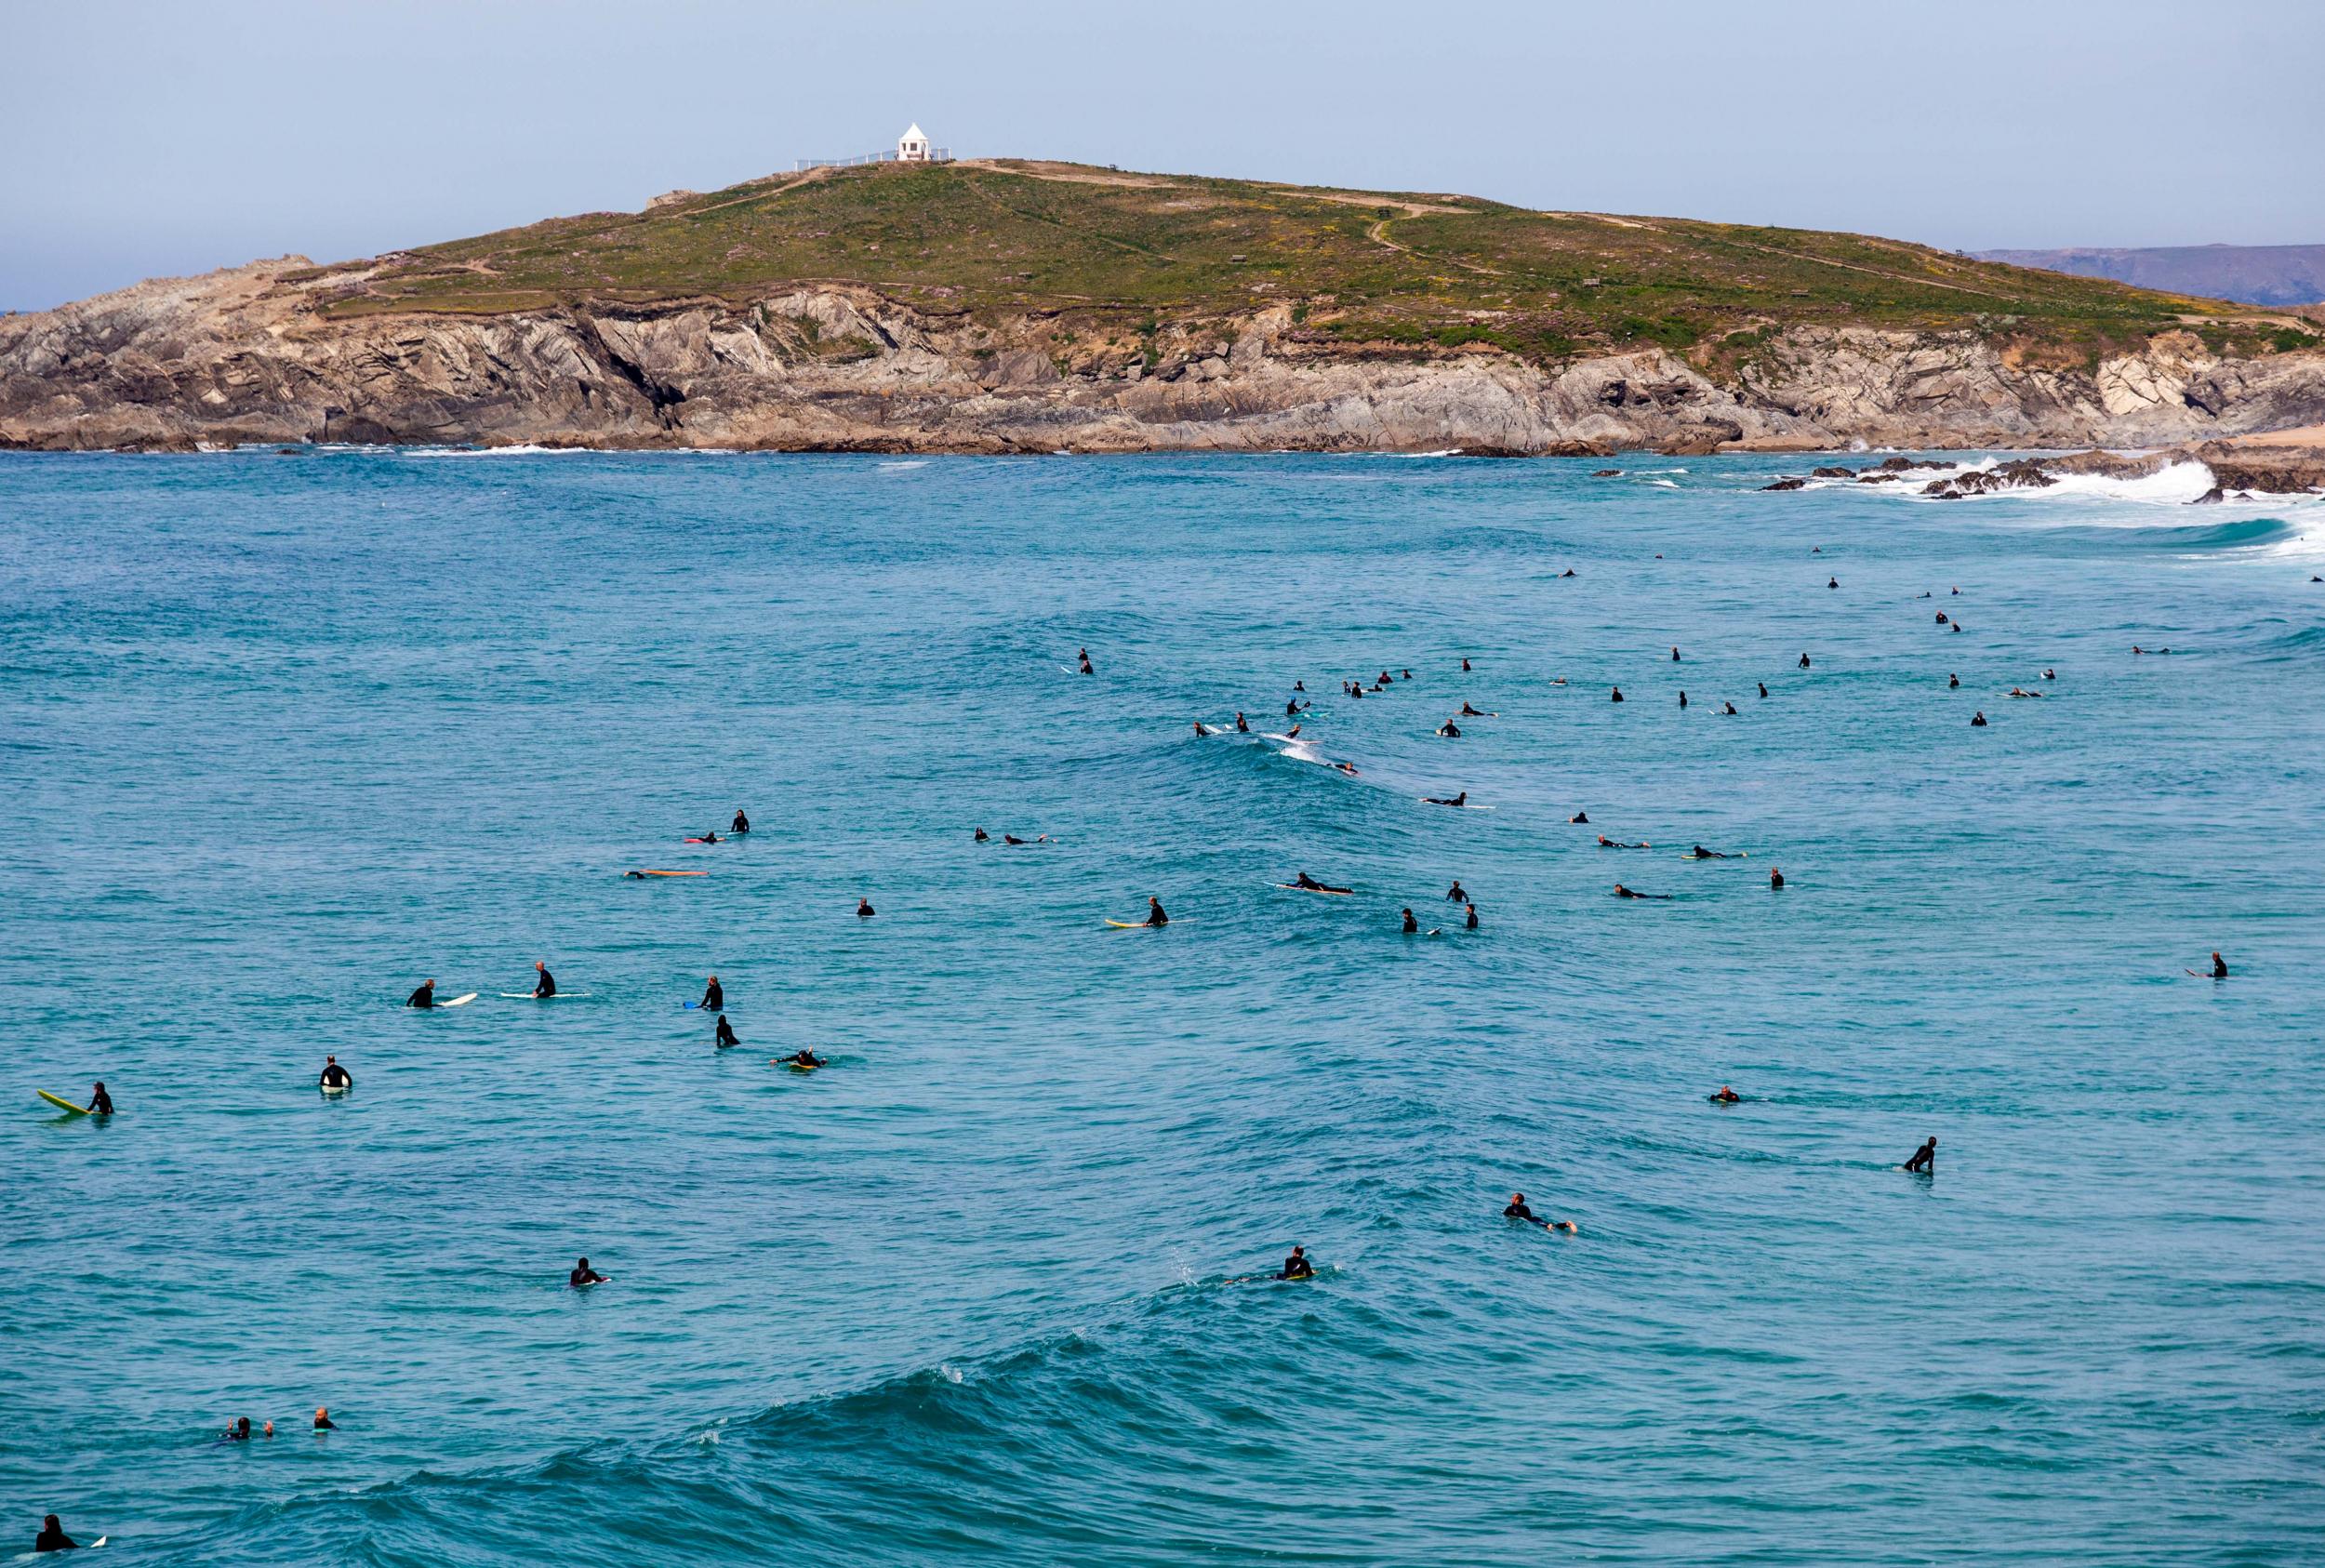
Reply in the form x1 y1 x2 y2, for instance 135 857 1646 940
897 124 932 162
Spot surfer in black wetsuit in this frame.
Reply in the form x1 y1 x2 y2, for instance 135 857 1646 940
1678 691 1689 709
784 1048 824 1070
1003 834 1048 845
1949 673 1960 688
1504 1193 1575 1232
1570 812 1589 824
1235 712 1250 733
1279 1246 1314 1280
1721 699 1738 714
1445 880 1468 902
700 976 724 1012
1613 884 1669 900
1465 902 1480 930
2211 951 2228 979
223 1417 252 1442
1671 646 1681 662
533 961 556 999
698 831 721 844
1711 1085 1741 1103
1459 702 1488 718
1461 658 1473 672
1799 653 1812 669
1903 1136 1936 1175
1402 908 1418 934
86 1083 113 1116
1971 711 1987 727
715 1014 738 1048
1438 719 1462 737
1770 867 1785 890
313 1407 335 1430
569 1257 609 1288
1294 872 1351 894
1077 647 1094 675
319 1056 352 1089
975 828 991 842
1423 791 1468 807
1598 835 1649 849
857 897 875 918
1690 845 1736 859
35 1514 76 1552
406 979 435 1008
731 809 751 834
1145 897 1168 927
1610 686 1624 702
1758 682 1769 698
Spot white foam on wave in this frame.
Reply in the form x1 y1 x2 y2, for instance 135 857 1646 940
398 445 738 458
877 459 929 471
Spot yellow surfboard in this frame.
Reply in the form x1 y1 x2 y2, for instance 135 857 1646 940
37 1089 90 1116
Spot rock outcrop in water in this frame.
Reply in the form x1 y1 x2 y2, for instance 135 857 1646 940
7 259 2325 458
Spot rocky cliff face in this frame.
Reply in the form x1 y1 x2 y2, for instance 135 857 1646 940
7 259 2325 459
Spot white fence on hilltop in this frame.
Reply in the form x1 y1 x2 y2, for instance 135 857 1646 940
795 149 953 171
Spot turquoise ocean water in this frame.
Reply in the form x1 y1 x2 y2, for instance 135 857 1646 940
2 448 2320 1563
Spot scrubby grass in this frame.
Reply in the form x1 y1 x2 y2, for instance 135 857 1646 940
322 159 2256 365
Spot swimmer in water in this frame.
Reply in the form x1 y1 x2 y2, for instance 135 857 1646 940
1828 576 1839 589
700 975 724 1011
1800 653 1812 669
1278 1245 1315 1280
715 1014 738 1048
87 1083 113 1116
532 961 556 999
857 897 875 918
1294 681 1306 692
1438 719 1462 737
1758 682 1768 698
1504 1194 1577 1233
1722 700 1738 715
1145 897 1168 927
1678 691 1688 709
224 1417 252 1442
319 1056 352 1090
1570 812 1589 824
313 1408 335 1431
1903 1136 1936 1175
1423 791 1468 807
1402 669 1414 681
1971 711 1987 726
1294 872 1352 894
1610 686 1624 702
1402 908 1418 934
1445 880 1468 902
731 809 751 834
1613 884 1670 900
406 979 436 1009
1465 902 1479 930
1710 1085 1741 1103
569 1257 609 1288
1461 658 1473 672
1949 673 1960 688
1769 866 1785 890
1690 845 1736 859
2043 669 2055 681
1670 646 1681 662
1597 835 1650 849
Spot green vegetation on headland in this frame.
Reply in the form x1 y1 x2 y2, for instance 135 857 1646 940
300 159 2301 369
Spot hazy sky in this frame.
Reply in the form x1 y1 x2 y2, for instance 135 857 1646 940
6 0 2320 310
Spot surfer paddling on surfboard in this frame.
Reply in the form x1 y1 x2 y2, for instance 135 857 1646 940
1423 791 1468 807
731 809 751 834
715 1014 738 1048
1144 897 1168 927
1293 872 1352 894
1504 1194 1576 1233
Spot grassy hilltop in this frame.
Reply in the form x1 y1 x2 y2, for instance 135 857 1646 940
304 160 2313 372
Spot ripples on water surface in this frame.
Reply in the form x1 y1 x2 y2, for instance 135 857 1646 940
1 450 2320 1564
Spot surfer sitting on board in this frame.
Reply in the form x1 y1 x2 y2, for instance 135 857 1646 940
319 1056 352 1090
1504 1194 1576 1232
1402 909 1419 933
406 979 436 1009
1465 903 1480 930
533 961 556 998
569 1257 609 1288
732 809 751 834
2211 950 2229 979
1422 791 1468 807
1438 719 1462 737
1446 880 1468 902
1903 1137 1936 1175
1235 712 1250 732
1144 897 1168 927
87 1083 113 1116
699 976 724 1012
1294 872 1351 894
36 1513 78 1552
715 1015 738 1048
857 897 876 918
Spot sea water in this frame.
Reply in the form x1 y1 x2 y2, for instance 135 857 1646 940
1 448 2319 1565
